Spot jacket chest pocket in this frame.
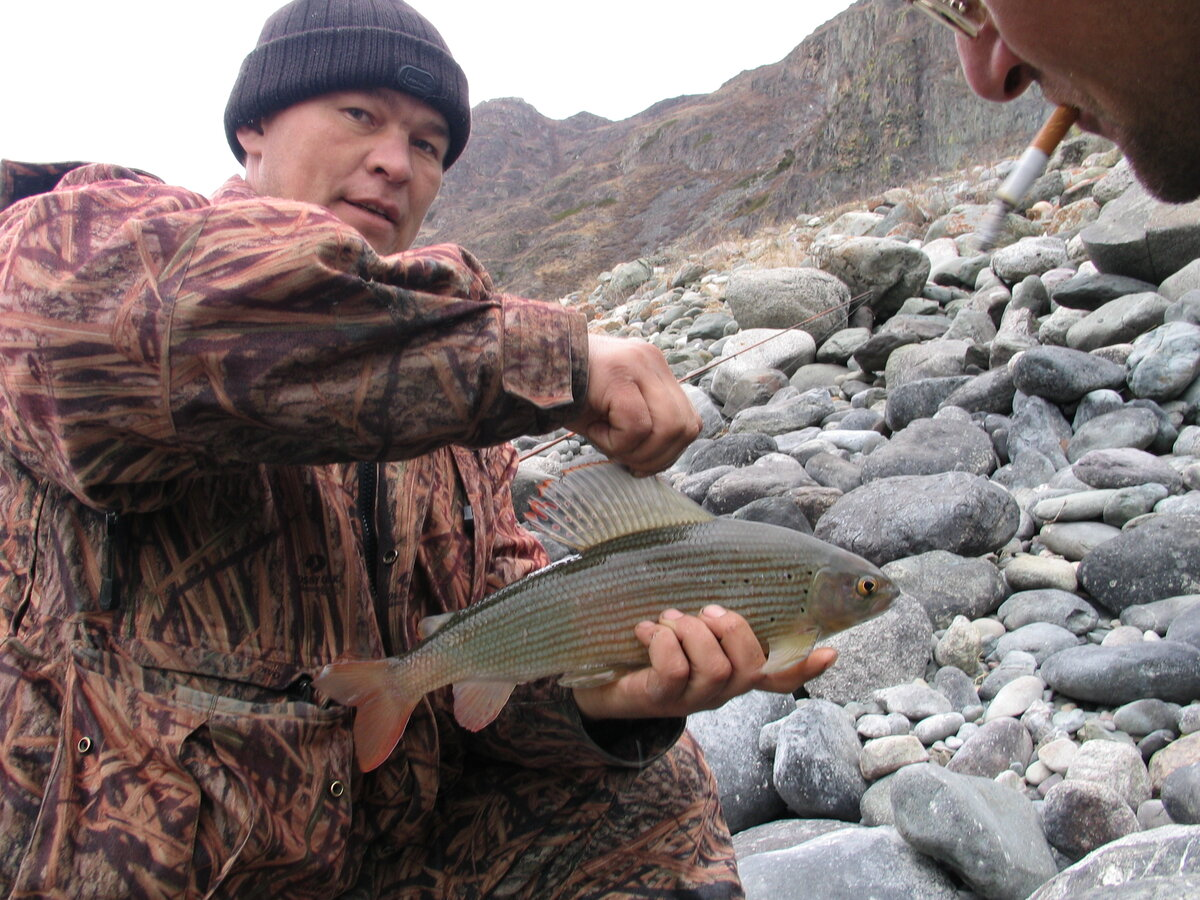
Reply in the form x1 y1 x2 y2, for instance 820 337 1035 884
12 646 356 900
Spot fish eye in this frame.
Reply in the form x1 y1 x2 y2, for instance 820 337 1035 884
856 576 877 597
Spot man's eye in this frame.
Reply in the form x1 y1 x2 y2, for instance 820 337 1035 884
413 139 444 161
344 108 372 123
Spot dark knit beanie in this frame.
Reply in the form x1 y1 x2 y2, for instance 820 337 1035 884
224 0 470 168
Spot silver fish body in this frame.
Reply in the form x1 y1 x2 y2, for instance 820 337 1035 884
316 462 896 770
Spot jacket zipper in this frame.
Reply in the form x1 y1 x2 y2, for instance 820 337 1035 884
358 461 391 654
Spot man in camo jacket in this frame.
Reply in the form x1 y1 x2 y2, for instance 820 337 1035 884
0 1 833 897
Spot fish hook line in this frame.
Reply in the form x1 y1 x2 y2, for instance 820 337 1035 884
518 289 874 462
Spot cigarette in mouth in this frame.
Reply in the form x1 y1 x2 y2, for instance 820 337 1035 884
975 104 1080 251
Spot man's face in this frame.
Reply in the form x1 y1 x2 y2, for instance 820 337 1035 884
953 1 1200 203
237 88 448 254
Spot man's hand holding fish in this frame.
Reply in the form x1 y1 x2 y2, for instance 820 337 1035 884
572 606 839 722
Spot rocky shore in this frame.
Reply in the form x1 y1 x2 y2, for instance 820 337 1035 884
515 132 1200 898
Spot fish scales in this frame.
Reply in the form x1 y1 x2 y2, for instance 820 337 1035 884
315 461 896 771
404 520 826 685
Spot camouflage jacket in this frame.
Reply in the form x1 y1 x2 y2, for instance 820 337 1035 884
0 161 681 898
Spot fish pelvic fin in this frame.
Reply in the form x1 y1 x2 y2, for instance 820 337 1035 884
760 631 819 675
314 661 417 772
525 461 713 551
557 666 632 689
453 681 517 731
417 612 456 640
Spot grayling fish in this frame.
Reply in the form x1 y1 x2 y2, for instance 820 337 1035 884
315 461 897 770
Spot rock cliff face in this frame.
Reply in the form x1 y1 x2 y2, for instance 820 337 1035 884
419 0 1045 298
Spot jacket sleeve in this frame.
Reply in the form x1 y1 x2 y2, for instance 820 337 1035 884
463 445 683 770
0 165 588 513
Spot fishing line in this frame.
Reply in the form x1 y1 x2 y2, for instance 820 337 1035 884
518 289 874 461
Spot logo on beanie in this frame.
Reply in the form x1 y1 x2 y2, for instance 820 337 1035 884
398 65 437 100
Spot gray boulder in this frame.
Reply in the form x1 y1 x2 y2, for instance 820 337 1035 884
1040 642 1200 705
724 267 850 333
891 764 1057 900
1029 825 1200 899
815 472 1020 567
773 700 866 821
1079 513 1200 611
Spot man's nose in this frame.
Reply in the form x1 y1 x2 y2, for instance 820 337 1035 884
368 134 414 183
954 26 1034 102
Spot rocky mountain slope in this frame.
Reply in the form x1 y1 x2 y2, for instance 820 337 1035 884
418 0 1045 298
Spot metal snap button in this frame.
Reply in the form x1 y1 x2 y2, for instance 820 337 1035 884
329 780 345 798
77 736 93 754
382 549 399 565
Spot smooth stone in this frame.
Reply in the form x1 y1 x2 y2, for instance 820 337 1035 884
997 590 1099 636
858 775 897 827
773 700 866 821
1011 345 1126 403
860 735 929 780
1166 603 1200 650
891 763 1057 900
1000 554 1080 593
1078 513 1200 612
1066 740 1152 809
816 327 872 365
1037 521 1122 560
946 717 1033 779
1079 178 1200 283
985 675 1047 722
804 595 934 706
1136 798 1175 830
1127 321 1200 401
702 455 818 514
684 433 779 472
860 417 996 481
1066 292 1172 352
688 691 795 832
914 712 966 746
882 550 1006 628
882 375 972 430
1038 737 1080 775
710 329 817 402
934 615 983 674
1041 642 1200 705
728 390 838 437
1049 272 1159 311
933 665 981 712
816 472 1020 567
939 366 1016 416
994 623 1080 665
719 367 790 417
724 268 849 333
1104 483 1172 526
1181 705 1200 735
856 712 912 740
1162 763 1200 825
1114 699 1184 738
979 651 1038 702
1150 733 1200 792
1028 825 1200 899
1041 780 1141 861
737 825 963 900
873 682 953 721
1121 594 1200 635
1008 395 1072 470
1031 488 1118 523
809 235 931 321
991 236 1070 282
731 818 858 859
1067 407 1161 462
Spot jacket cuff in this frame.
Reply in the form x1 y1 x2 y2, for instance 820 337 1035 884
501 297 589 429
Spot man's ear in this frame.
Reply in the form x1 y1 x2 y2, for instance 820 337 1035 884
235 121 266 158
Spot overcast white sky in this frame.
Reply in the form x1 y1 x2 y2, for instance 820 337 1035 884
5 0 858 193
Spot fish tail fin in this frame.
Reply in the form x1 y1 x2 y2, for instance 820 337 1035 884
314 661 418 772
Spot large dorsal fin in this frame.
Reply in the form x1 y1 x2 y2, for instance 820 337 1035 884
525 461 713 551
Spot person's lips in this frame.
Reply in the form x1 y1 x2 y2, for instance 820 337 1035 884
344 197 399 225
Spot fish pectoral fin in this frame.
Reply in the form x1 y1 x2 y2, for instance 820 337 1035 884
759 632 818 675
313 661 417 773
557 666 632 689
417 612 455 640
453 681 517 732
